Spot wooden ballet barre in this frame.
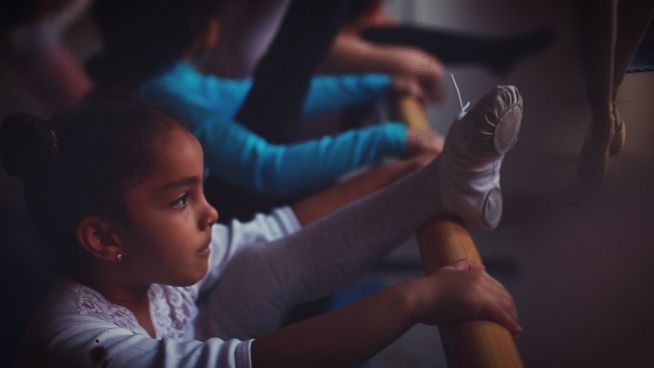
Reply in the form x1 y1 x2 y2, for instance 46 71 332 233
395 96 524 368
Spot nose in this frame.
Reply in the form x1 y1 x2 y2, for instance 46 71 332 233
206 204 219 229
200 196 219 230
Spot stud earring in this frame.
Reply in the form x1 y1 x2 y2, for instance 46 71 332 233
116 253 124 262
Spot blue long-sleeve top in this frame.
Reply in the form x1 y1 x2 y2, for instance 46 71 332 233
139 61 407 197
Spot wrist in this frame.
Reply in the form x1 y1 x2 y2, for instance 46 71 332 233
397 279 429 326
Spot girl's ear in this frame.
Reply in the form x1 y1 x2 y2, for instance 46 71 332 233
76 217 123 262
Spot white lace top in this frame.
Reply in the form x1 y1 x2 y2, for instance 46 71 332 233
75 282 197 341
16 207 300 368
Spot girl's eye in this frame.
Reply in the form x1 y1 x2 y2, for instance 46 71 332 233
171 193 189 209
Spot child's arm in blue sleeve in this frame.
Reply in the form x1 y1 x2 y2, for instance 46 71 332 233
196 113 407 197
140 81 406 197
166 65 392 120
178 70 254 119
301 73 392 116
218 73 393 118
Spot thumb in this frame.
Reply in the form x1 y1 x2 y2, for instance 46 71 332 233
445 258 473 271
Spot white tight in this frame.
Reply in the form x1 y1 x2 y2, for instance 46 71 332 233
196 158 443 340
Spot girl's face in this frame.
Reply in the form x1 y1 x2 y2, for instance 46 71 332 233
117 126 218 286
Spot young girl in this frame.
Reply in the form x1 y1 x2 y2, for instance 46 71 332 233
4 84 522 367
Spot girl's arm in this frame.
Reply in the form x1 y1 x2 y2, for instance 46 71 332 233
253 279 414 367
300 73 391 116
198 113 407 197
252 260 521 367
157 62 394 119
318 34 444 102
21 261 517 368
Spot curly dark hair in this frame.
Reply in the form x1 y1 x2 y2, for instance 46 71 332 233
0 101 184 272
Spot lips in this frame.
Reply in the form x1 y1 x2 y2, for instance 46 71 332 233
198 238 211 257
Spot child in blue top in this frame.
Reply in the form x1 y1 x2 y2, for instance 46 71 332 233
141 61 396 123
139 62 419 197
90 0 442 201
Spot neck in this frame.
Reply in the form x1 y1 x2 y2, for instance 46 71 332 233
74 264 157 338
76 271 151 312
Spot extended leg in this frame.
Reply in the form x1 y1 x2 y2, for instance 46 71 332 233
361 25 553 73
196 85 524 339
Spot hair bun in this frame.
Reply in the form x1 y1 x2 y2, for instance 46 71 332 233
0 113 58 181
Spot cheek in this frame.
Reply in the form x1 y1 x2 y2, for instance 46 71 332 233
127 226 208 284
125 211 187 252
118 220 178 269
120 203 206 283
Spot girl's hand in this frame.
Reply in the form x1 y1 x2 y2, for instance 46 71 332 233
391 75 426 104
389 46 445 103
408 259 522 335
405 128 444 157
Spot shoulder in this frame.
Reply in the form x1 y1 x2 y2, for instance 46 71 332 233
15 280 140 366
22 279 144 334
15 281 251 368
140 60 200 93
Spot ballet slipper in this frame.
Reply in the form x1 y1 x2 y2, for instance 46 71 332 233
437 85 523 229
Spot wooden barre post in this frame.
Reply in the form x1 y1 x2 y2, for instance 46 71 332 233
396 96 524 368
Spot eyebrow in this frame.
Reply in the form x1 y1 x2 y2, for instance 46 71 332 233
160 176 200 190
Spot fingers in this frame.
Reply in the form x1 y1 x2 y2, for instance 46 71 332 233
467 261 485 271
420 74 444 103
483 274 518 323
420 262 521 334
405 128 443 156
426 131 445 154
444 258 473 271
392 76 426 104
443 258 485 271
454 265 521 335
387 46 445 103
479 275 522 335
392 73 442 104
423 58 444 102
493 304 522 336
406 78 427 105
495 287 520 333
